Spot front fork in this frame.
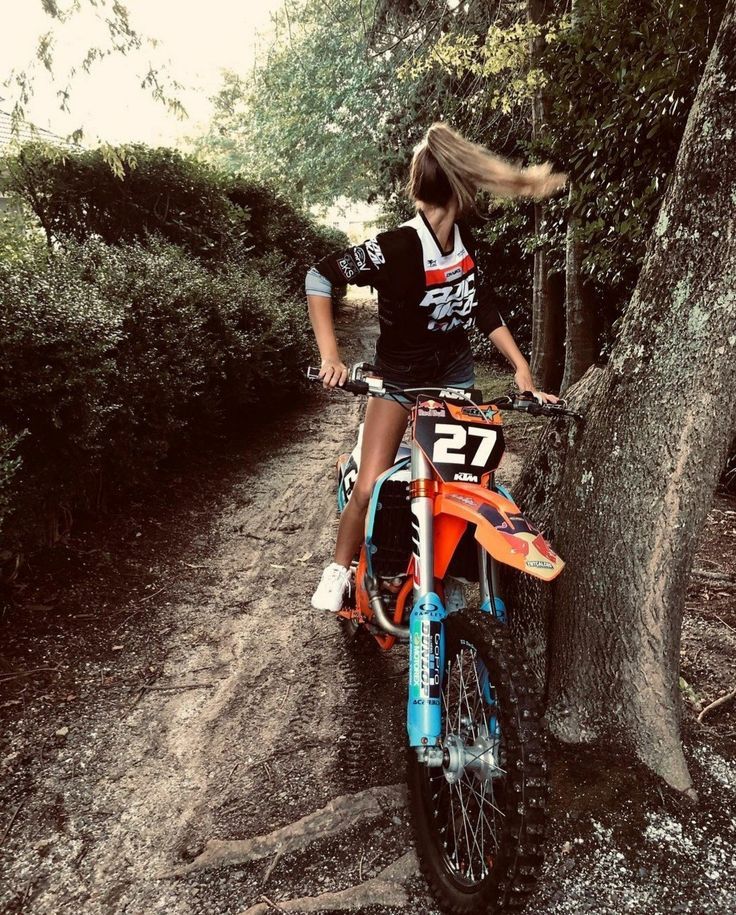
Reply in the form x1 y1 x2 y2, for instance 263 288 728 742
407 445 446 748
479 544 507 623
408 454 507 750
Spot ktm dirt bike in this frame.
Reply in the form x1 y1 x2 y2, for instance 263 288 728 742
307 362 582 914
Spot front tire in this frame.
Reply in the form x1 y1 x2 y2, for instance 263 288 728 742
407 611 548 913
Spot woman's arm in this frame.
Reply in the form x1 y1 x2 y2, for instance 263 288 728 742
305 232 394 388
462 222 559 403
488 325 559 404
307 294 348 388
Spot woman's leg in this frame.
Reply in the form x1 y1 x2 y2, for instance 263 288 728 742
334 396 409 568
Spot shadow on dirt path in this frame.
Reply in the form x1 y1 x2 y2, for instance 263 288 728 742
1 299 734 915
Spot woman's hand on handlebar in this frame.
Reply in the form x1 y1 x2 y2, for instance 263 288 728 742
514 367 559 404
319 356 348 389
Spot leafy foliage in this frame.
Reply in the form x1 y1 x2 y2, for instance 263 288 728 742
225 176 350 297
0 201 46 263
0 144 345 298
0 142 348 553
387 0 724 334
539 0 724 301
471 204 535 361
195 0 391 206
4 0 184 143
402 15 571 115
0 427 24 543
0 238 316 551
1 143 240 258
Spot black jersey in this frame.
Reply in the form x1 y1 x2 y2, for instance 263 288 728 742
312 211 505 375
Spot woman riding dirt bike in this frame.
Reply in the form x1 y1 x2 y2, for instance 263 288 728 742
304 123 570 913
306 122 566 613
306 364 581 913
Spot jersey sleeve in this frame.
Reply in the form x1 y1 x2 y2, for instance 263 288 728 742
311 233 392 290
311 226 421 291
474 260 506 334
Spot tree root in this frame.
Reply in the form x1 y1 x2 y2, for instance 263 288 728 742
698 687 736 723
239 851 418 914
165 784 406 878
547 701 698 801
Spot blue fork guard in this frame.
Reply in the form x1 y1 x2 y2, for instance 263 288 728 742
407 596 506 746
407 591 447 747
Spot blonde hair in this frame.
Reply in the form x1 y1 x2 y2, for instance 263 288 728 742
407 122 566 214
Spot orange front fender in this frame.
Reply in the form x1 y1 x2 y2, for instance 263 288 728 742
434 483 564 582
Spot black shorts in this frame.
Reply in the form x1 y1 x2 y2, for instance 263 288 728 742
371 345 475 405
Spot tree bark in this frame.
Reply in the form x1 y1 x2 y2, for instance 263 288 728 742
528 0 564 392
560 206 598 391
530 203 564 391
560 0 599 391
508 0 736 796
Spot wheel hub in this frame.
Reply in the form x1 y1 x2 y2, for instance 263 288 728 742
442 733 499 784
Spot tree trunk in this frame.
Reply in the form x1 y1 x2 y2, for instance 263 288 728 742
559 0 598 392
530 203 564 391
508 1 736 796
560 206 597 391
528 0 564 392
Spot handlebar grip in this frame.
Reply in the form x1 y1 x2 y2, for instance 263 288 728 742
343 380 370 394
306 366 369 395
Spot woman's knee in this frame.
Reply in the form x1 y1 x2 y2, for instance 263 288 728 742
350 476 376 510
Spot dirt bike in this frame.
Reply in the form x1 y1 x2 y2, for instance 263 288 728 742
307 362 582 914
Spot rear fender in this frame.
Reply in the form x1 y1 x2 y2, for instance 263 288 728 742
434 483 564 581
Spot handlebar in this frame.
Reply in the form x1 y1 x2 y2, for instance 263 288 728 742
306 366 370 395
306 365 583 421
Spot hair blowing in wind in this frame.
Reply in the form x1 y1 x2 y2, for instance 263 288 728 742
412 122 567 214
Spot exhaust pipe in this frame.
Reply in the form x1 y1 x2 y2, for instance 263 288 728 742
366 576 409 639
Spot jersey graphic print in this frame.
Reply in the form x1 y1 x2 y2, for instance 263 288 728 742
334 238 385 281
365 238 385 267
404 214 476 333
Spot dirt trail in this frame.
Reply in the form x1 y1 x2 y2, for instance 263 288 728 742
0 300 424 914
1 299 734 915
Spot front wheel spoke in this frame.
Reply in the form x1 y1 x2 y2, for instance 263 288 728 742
480 778 500 851
461 772 506 821
453 779 474 874
470 659 489 732
443 659 452 738
455 778 483 876
448 779 461 865
465 780 487 874
466 744 507 776
461 654 478 740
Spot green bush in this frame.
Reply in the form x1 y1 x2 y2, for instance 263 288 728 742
0 144 346 300
0 238 315 551
0 144 347 555
1 144 239 259
226 176 348 300
0 427 24 543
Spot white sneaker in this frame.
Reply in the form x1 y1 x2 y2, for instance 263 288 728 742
311 562 351 612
